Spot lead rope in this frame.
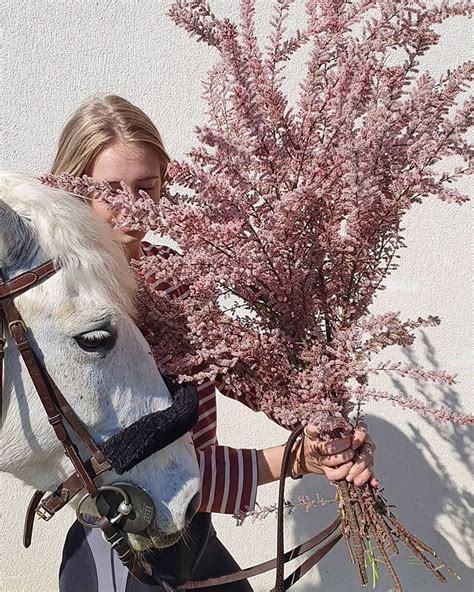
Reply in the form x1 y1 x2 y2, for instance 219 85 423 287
274 426 304 591
97 516 175 591
172 426 341 591
96 425 339 591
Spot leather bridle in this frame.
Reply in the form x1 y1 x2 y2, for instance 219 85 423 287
0 260 197 589
0 260 341 592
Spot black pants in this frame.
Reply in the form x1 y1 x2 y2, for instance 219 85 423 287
59 513 253 592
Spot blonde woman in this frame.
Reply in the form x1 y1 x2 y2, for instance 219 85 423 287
53 95 377 592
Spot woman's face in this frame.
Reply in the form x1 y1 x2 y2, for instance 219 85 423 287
88 141 162 253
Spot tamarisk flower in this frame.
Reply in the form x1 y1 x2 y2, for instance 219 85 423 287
234 494 335 526
42 1 473 437
159 0 473 433
41 172 162 231
162 6 474 582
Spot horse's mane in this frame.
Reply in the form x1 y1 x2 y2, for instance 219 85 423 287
0 172 136 315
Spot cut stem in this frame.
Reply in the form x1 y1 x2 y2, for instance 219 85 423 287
338 481 368 586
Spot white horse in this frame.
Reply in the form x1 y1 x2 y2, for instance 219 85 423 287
0 172 200 552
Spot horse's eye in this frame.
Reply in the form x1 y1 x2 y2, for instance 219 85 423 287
74 329 117 352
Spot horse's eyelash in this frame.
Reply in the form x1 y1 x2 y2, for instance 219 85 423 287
80 330 110 341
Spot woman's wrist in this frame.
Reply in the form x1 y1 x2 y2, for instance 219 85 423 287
257 435 314 485
288 437 308 479
256 445 286 485
256 441 306 485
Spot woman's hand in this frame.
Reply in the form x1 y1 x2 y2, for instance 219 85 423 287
256 422 378 486
297 422 378 487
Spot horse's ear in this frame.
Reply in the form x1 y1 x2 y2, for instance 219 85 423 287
0 199 38 274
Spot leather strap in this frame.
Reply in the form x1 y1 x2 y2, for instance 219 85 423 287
1 261 110 551
0 261 56 299
1 294 100 498
1 262 56 425
278 533 342 591
47 372 108 461
23 451 112 545
0 309 4 427
42 453 110 514
97 516 175 590
176 428 340 590
177 517 341 589
23 490 45 548
275 427 304 589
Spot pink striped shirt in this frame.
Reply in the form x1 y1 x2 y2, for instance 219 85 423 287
141 241 258 515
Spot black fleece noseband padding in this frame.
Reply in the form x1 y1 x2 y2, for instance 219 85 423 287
100 377 199 474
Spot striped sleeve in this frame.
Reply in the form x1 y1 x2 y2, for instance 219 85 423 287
141 241 190 297
197 446 258 515
141 242 175 259
192 379 217 450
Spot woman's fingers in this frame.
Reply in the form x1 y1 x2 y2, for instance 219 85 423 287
304 425 352 455
351 422 368 450
370 476 379 488
302 424 377 483
346 442 374 483
309 448 355 468
323 461 354 481
305 422 371 455
350 465 374 486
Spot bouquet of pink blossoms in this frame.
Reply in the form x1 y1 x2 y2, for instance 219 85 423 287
140 0 474 430
163 1 474 588
42 0 473 588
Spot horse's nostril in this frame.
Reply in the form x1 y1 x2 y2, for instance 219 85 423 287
185 492 201 524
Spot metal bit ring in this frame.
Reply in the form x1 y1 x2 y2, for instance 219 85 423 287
76 485 132 529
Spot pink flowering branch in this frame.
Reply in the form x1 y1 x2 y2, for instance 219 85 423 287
355 386 473 425
40 173 162 231
42 2 473 438
368 362 456 385
161 0 473 432
234 493 335 526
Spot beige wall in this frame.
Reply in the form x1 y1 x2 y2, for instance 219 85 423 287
1 1 472 590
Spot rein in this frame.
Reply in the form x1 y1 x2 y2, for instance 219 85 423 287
177 429 342 591
0 261 341 591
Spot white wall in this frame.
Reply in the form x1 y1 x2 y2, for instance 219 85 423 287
1 1 472 591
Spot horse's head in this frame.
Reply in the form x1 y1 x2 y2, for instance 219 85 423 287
0 173 201 551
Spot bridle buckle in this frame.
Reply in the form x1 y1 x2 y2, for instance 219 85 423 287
8 319 27 336
36 504 54 522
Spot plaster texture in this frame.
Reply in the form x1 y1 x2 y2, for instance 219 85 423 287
1 1 472 591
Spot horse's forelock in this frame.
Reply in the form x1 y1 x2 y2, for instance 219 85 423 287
0 173 136 316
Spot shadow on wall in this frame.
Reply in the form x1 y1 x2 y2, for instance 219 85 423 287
285 334 473 591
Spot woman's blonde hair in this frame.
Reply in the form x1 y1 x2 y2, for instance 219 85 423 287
51 95 170 180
